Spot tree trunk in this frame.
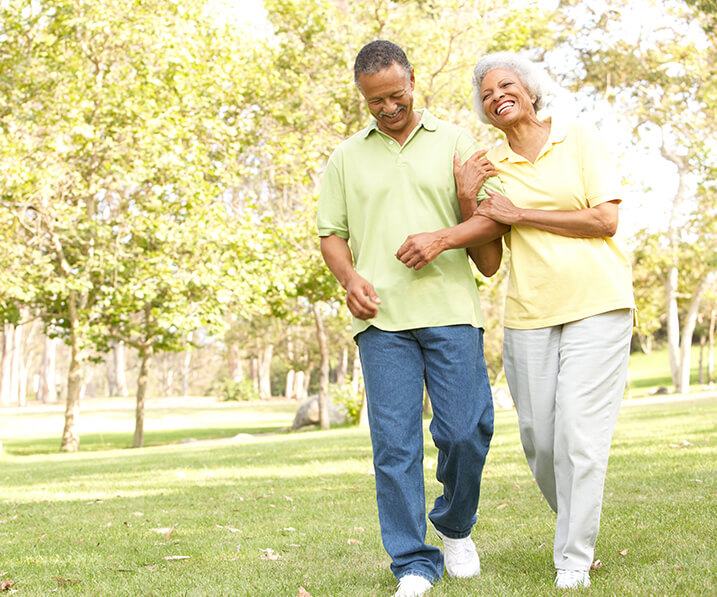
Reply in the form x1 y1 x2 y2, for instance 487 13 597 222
38 335 58 403
336 345 348 383
301 362 311 400
285 369 296 399
661 144 689 392
352 350 369 428
699 333 706 385
258 344 273 399
60 293 83 452
351 349 362 395
708 307 715 384
115 341 129 397
358 391 369 428
249 356 259 393
227 341 244 383
106 352 117 396
677 271 716 393
181 348 191 396
1 325 11 406
312 302 330 430
163 360 175 397
666 266 681 390
10 323 22 405
133 347 151 448
637 333 653 355
295 370 307 402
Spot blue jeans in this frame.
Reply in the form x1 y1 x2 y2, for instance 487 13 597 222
356 325 494 582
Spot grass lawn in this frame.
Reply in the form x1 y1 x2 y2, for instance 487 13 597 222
628 345 710 395
1 395 716 596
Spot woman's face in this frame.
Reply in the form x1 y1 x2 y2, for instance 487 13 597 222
479 68 536 128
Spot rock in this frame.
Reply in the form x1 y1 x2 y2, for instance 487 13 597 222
292 395 346 429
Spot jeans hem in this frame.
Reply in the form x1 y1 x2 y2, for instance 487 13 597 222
430 520 472 540
397 570 436 584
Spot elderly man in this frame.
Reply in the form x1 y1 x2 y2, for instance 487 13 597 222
317 40 506 597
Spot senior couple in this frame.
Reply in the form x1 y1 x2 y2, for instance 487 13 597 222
318 40 634 596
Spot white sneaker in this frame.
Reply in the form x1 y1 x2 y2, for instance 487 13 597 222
555 569 591 589
433 526 481 578
394 574 432 597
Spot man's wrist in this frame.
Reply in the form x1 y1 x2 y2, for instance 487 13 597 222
436 230 454 251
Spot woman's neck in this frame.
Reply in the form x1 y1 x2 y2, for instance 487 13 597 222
503 117 551 163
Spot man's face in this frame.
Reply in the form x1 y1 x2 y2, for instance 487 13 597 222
357 62 415 140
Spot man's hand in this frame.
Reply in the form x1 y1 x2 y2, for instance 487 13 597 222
345 272 381 319
453 150 498 207
396 231 447 270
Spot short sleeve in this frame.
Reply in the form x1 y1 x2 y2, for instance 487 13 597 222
578 123 622 207
454 131 506 204
317 152 349 239
455 128 481 163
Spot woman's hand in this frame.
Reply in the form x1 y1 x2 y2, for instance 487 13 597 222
475 189 522 225
454 151 498 219
476 193 620 238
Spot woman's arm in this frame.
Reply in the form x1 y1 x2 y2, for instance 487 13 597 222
476 189 620 238
395 215 507 274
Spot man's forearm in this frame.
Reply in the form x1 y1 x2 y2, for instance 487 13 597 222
395 215 509 271
439 215 509 250
320 235 356 288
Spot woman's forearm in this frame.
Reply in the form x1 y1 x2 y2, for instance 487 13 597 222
512 201 619 238
477 189 620 239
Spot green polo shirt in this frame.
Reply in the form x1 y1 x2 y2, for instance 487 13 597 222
318 109 502 337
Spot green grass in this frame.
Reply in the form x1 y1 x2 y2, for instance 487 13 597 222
628 345 709 394
0 399 298 456
1 396 715 596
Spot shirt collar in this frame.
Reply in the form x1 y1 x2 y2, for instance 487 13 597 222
362 108 436 138
492 114 568 163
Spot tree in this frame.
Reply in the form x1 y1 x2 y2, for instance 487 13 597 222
0 0 263 448
557 0 717 392
252 0 560 427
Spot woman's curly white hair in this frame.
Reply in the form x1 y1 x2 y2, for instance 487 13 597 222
471 52 550 123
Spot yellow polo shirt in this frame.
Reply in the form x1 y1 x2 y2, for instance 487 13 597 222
480 117 634 329
318 109 503 337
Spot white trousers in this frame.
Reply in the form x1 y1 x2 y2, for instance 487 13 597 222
503 309 633 571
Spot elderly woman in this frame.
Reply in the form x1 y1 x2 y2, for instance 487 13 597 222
395 52 635 590
464 53 635 589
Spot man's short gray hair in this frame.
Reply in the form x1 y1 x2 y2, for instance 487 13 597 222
471 52 548 123
354 40 412 88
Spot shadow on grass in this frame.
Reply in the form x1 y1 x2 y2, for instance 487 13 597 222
2 426 292 457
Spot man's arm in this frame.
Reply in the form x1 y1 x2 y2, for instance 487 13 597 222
320 234 381 320
395 152 509 276
395 216 506 274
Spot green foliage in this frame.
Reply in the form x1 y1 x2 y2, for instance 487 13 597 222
215 378 261 402
330 382 363 425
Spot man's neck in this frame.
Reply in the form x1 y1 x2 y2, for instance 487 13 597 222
384 110 421 146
